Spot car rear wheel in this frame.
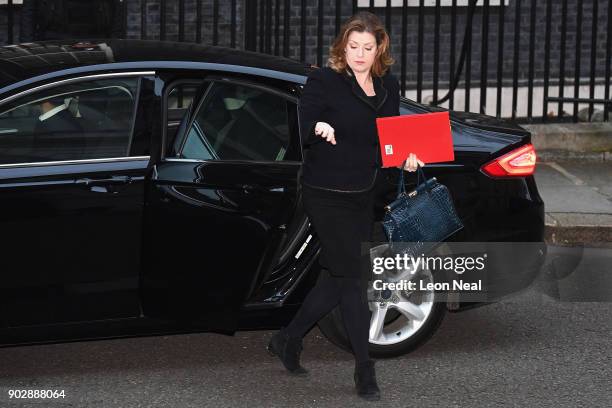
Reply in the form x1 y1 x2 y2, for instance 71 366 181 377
318 243 448 358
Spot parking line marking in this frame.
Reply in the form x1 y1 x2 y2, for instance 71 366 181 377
546 161 585 186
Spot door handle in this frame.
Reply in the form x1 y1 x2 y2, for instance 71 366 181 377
0 128 18 135
76 175 132 187
241 184 285 194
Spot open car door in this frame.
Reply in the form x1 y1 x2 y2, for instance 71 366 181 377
141 73 305 331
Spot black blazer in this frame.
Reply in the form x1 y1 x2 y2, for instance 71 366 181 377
298 64 400 192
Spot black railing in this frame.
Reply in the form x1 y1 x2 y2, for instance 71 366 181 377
241 0 611 124
2 0 610 123
2 0 17 45
1 0 126 43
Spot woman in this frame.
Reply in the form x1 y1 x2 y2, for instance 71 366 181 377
266 11 424 401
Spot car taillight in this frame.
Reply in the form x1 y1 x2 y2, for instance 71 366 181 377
480 143 537 177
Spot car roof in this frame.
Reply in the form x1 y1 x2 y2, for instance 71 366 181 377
0 39 315 89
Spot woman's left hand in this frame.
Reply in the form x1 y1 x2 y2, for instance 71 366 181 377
397 152 425 172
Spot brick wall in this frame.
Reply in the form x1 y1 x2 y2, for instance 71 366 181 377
125 0 245 48
2 0 610 89
245 0 611 89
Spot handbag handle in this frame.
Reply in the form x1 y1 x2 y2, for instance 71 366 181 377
397 159 427 198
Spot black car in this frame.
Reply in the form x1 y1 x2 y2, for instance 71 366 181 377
0 39 546 357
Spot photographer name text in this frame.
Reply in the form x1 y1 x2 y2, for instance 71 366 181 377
372 279 482 291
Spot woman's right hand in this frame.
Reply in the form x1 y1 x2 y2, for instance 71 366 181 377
395 152 425 172
314 121 336 145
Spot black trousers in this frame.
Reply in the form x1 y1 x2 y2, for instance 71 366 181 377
285 182 375 364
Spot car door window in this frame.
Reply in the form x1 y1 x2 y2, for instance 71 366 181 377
167 83 200 111
0 77 139 165
180 81 290 162
166 81 206 151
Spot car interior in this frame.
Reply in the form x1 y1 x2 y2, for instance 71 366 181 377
0 80 138 165
177 81 290 162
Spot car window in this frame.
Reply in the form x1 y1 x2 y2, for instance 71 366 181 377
182 122 214 160
0 77 139 165
167 83 200 111
180 81 290 162
166 82 206 151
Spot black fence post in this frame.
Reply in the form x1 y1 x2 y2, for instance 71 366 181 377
480 0 489 115
511 0 521 120
231 0 236 48
433 0 440 108
178 0 185 42
141 0 147 40
300 0 306 62
196 0 202 43
245 0 258 51
401 0 407 97
283 0 289 57
274 0 279 55
605 0 612 122
7 0 14 44
558 0 568 119
160 0 166 40
317 0 323 67
527 0 536 120
417 0 424 103
258 0 264 52
464 2 473 113
588 0 598 121
450 0 457 111
542 0 552 122
495 0 504 118
573 0 583 122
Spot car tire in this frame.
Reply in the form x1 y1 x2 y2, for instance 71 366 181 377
317 243 449 358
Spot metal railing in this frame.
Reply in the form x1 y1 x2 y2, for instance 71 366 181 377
242 0 611 124
0 0 21 45
2 0 611 123
142 0 239 48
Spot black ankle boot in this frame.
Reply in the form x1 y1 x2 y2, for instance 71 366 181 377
266 328 308 376
354 359 381 401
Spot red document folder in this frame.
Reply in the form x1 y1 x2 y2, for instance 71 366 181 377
375 111 454 168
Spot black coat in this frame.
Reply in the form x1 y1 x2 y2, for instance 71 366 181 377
298 64 401 192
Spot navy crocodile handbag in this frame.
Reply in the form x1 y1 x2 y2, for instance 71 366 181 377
382 160 464 255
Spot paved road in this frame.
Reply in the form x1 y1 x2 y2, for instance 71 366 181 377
535 159 612 214
1 158 611 407
1 274 610 408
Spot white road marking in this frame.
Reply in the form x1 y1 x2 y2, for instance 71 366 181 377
545 161 585 186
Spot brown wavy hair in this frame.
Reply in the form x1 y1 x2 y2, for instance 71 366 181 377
327 11 395 77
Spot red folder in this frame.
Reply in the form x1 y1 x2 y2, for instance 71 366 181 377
375 111 454 168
